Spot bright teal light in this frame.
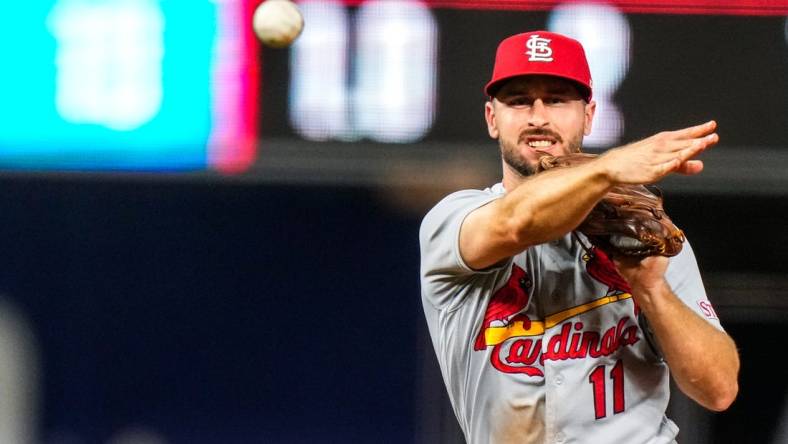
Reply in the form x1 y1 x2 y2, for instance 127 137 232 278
0 1 218 170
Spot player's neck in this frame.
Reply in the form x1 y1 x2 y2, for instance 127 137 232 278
501 165 531 192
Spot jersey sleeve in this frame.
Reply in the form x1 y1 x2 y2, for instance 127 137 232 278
419 189 508 310
665 238 725 331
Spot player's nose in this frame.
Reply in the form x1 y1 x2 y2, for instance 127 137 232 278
527 99 549 127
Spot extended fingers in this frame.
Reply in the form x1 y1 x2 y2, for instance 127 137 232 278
660 137 711 176
678 132 718 160
647 125 718 158
668 120 717 139
646 131 716 170
654 157 682 178
607 123 717 183
668 132 717 175
675 159 704 175
654 155 705 178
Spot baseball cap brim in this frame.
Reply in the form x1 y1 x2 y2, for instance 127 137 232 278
485 74 592 102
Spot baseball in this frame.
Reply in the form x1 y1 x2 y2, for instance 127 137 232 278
253 0 304 48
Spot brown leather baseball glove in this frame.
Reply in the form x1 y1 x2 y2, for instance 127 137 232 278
536 152 685 258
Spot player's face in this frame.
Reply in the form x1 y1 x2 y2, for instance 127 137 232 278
485 75 595 177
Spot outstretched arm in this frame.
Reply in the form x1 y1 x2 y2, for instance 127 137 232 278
460 121 719 270
615 256 740 411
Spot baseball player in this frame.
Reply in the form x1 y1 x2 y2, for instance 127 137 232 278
419 31 739 443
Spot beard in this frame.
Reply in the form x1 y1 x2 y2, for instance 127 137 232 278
501 142 538 177
500 129 583 177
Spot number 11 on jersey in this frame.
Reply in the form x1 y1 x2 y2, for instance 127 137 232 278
589 359 626 419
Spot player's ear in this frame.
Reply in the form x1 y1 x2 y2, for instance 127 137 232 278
485 100 499 139
583 100 596 136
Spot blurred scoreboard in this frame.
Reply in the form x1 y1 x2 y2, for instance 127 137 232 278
262 0 788 151
0 0 786 173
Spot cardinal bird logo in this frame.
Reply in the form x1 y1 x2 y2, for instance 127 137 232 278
584 247 631 294
584 246 638 315
474 264 532 351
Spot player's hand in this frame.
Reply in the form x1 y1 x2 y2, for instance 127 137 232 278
596 120 719 185
613 255 670 303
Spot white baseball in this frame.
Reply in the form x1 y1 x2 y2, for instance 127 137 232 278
253 0 304 48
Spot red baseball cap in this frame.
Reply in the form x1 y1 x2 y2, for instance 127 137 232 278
485 30 592 101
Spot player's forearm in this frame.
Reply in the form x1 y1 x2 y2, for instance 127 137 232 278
498 160 613 247
461 160 616 269
635 283 740 411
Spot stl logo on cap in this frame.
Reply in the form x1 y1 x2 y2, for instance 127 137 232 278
525 34 553 62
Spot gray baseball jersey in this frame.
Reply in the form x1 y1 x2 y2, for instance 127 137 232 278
419 183 724 444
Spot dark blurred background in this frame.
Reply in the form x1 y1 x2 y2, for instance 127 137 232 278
0 1 786 443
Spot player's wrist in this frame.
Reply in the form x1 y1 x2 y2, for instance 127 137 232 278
629 277 672 311
590 149 622 186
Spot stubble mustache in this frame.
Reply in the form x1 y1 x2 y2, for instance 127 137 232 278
503 129 572 178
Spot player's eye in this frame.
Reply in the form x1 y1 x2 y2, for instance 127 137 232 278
504 96 531 106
